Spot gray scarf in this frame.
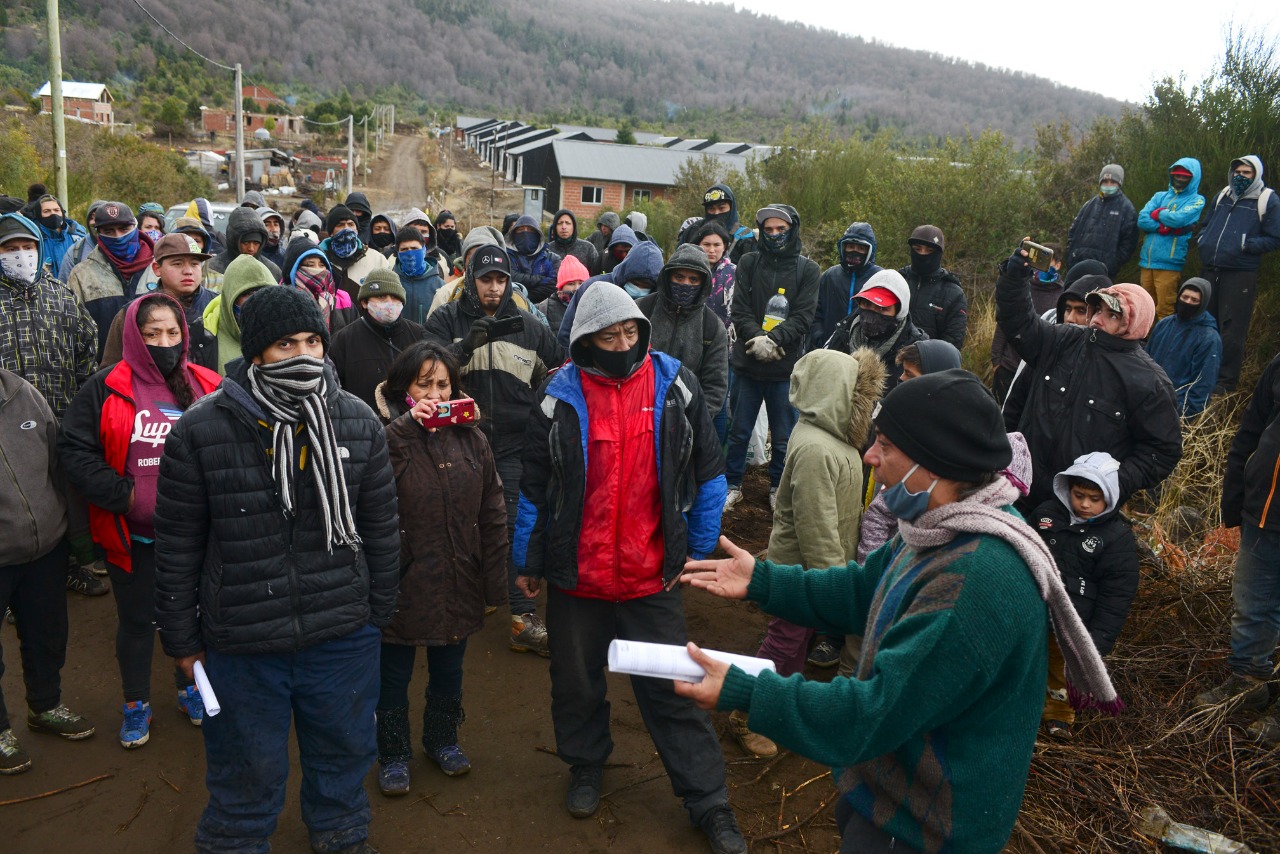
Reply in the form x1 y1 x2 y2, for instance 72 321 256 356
898 477 1122 714
248 356 360 552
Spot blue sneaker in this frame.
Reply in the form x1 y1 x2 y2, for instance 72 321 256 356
430 744 471 777
378 760 410 796
119 701 152 749
177 686 205 726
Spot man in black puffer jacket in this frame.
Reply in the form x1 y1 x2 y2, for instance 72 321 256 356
897 224 968 348
154 286 399 854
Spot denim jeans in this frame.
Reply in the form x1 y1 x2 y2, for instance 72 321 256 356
195 623 381 854
725 374 796 488
1228 524 1280 678
545 585 729 825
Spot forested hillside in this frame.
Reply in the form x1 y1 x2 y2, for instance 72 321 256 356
1 0 1124 146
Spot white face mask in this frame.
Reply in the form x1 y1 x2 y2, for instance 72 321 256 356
366 299 404 325
0 249 40 285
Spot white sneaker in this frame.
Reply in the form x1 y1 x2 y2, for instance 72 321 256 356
723 487 743 513
768 488 777 511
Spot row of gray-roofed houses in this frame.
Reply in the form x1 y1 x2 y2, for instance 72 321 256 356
454 116 775 222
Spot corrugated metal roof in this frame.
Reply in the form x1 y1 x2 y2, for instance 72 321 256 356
552 139 749 187
670 139 710 151
36 81 110 100
551 124 664 145
455 115 493 130
508 131 583 156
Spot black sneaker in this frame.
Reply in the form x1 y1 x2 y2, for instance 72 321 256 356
0 728 32 774
1194 673 1271 713
566 764 603 818
67 564 109 597
807 639 840 668
700 806 747 854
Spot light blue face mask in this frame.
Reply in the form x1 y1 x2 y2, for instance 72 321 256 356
623 283 649 299
1099 184 1119 197
881 464 938 521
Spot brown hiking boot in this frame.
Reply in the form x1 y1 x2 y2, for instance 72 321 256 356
1194 673 1271 713
728 710 777 758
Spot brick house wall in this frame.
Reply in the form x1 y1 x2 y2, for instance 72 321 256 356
41 95 111 124
558 178 671 223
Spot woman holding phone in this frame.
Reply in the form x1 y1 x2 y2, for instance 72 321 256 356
372 341 507 796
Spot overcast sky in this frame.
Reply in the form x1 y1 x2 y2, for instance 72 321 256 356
715 0 1280 103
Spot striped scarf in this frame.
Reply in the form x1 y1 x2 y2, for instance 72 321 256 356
248 355 360 552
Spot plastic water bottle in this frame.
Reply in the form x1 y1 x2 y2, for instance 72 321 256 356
762 288 789 331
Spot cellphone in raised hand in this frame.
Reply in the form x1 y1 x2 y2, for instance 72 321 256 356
1020 240 1055 272
420 397 477 429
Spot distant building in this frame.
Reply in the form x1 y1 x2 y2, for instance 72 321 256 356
241 85 286 109
36 81 113 126
202 108 308 142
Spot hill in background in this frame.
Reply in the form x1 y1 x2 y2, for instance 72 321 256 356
1 0 1125 146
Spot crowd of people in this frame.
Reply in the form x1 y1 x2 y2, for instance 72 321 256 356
0 150 1278 854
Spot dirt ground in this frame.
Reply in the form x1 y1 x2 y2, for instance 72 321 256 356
2 469 850 854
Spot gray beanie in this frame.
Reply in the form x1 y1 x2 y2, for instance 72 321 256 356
1099 164 1125 186
597 211 621 231
568 281 650 368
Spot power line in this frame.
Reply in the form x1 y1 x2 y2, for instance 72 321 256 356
300 115 354 126
129 0 235 72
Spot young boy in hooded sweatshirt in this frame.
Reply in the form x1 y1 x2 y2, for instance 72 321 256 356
1031 451 1139 739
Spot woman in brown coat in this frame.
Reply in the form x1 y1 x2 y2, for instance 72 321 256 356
374 341 507 796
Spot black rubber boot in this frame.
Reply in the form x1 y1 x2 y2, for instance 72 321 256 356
376 707 411 764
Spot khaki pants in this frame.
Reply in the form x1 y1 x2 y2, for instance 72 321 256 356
1042 634 1075 725
1140 268 1182 320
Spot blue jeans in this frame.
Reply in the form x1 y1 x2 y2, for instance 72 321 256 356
195 624 381 854
713 366 733 446
1228 525 1280 678
725 374 795 488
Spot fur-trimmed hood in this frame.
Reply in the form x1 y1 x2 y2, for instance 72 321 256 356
789 346 886 445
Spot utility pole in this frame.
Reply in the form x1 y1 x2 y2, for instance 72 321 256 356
363 114 369 185
233 63 245 201
346 114 354 197
46 0 68 209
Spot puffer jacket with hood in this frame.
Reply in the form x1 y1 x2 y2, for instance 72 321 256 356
601 223 639 273
422 253 564 455
0 213 98 419
506 214 561 303
0 369 67 566
811 221 884 349
152 357 400 657
896 259 968 348
1197 155 1280 271
545 208 601 276
991 265 1068 373
996 259 1182 510
636 244 729 417
1145 277 1221 417
559 241 666 349
1030 452 1139 656
826 268 926 394
676 183 759 263
513 283 726 596
205 254 278 375
587 211 621 256
730 204 821 382
1223 352 1280 532
258 207 288 271
206 207 281 288
1138 157 1206 271
368 213 399 256
59 295 221 572
767 348 885 570
1066 187 1139 277
536 254 590 337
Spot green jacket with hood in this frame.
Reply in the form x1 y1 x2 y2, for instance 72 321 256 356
767 349 885 569
204 255 278 375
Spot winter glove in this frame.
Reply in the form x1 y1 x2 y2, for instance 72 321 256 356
1157 225 1173 235
462 316 498 356
1150 207 1165 221
1004 246 1031 278
748 335 784 362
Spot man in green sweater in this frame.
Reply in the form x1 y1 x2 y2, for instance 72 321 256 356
678 369 1121 854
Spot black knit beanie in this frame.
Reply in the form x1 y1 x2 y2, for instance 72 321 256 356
239 285 330 361
874 369 1011 482
326 204 357 234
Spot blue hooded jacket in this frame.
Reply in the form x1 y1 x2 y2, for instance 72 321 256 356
37 217 87 278
558 241 666 349
1138 157 1205 271
1146 278 1221 417
811 221 883 349
1196 155 1280 271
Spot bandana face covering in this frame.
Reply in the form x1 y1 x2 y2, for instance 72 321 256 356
100 228 142 262
512 231 540 255
860 311 896 338
398 247 428 278
669 282 701 307
762 231 788 252
330 228 361 259
0 248 40 285
1232 174 1252 195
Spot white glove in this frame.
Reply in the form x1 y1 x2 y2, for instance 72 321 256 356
748 335 784 362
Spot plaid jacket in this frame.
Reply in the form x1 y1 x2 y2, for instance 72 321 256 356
0 269 97 420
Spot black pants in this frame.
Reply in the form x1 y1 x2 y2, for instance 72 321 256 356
1204 267 1258 392
106 541 189 703
546 585 728 825
378 640 467 709
836 798 924 854
495 448 534 616
0 542 69 730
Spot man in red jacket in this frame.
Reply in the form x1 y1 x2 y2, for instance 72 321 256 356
514 283 744 854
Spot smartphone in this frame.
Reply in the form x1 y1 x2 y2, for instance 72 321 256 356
1021 240 1055 272
488 314 524 340
421 398 477 429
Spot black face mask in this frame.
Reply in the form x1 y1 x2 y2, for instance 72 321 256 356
1174 300 1202 321
859 311 897 339
910 250 942 278
147 343 184 376
590 342 644 378
842 249 868 271
370 231 396 250
39 213 65 233
706 209 734 230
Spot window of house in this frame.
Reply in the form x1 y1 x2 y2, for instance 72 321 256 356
580 185 603 205
633 189 652 204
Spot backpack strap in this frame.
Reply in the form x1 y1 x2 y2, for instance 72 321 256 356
1259 187 1274 222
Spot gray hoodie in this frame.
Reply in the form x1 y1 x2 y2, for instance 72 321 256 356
1053 451 1122 525
0 369 67 565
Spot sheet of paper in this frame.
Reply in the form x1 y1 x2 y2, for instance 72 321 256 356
607 639 777 683
193 659 222 717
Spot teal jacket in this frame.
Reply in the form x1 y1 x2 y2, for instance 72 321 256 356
1138 157 1205 271
718 525 1047 854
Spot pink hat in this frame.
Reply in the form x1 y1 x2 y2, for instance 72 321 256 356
557 255 590 290
1088 283 1155 340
